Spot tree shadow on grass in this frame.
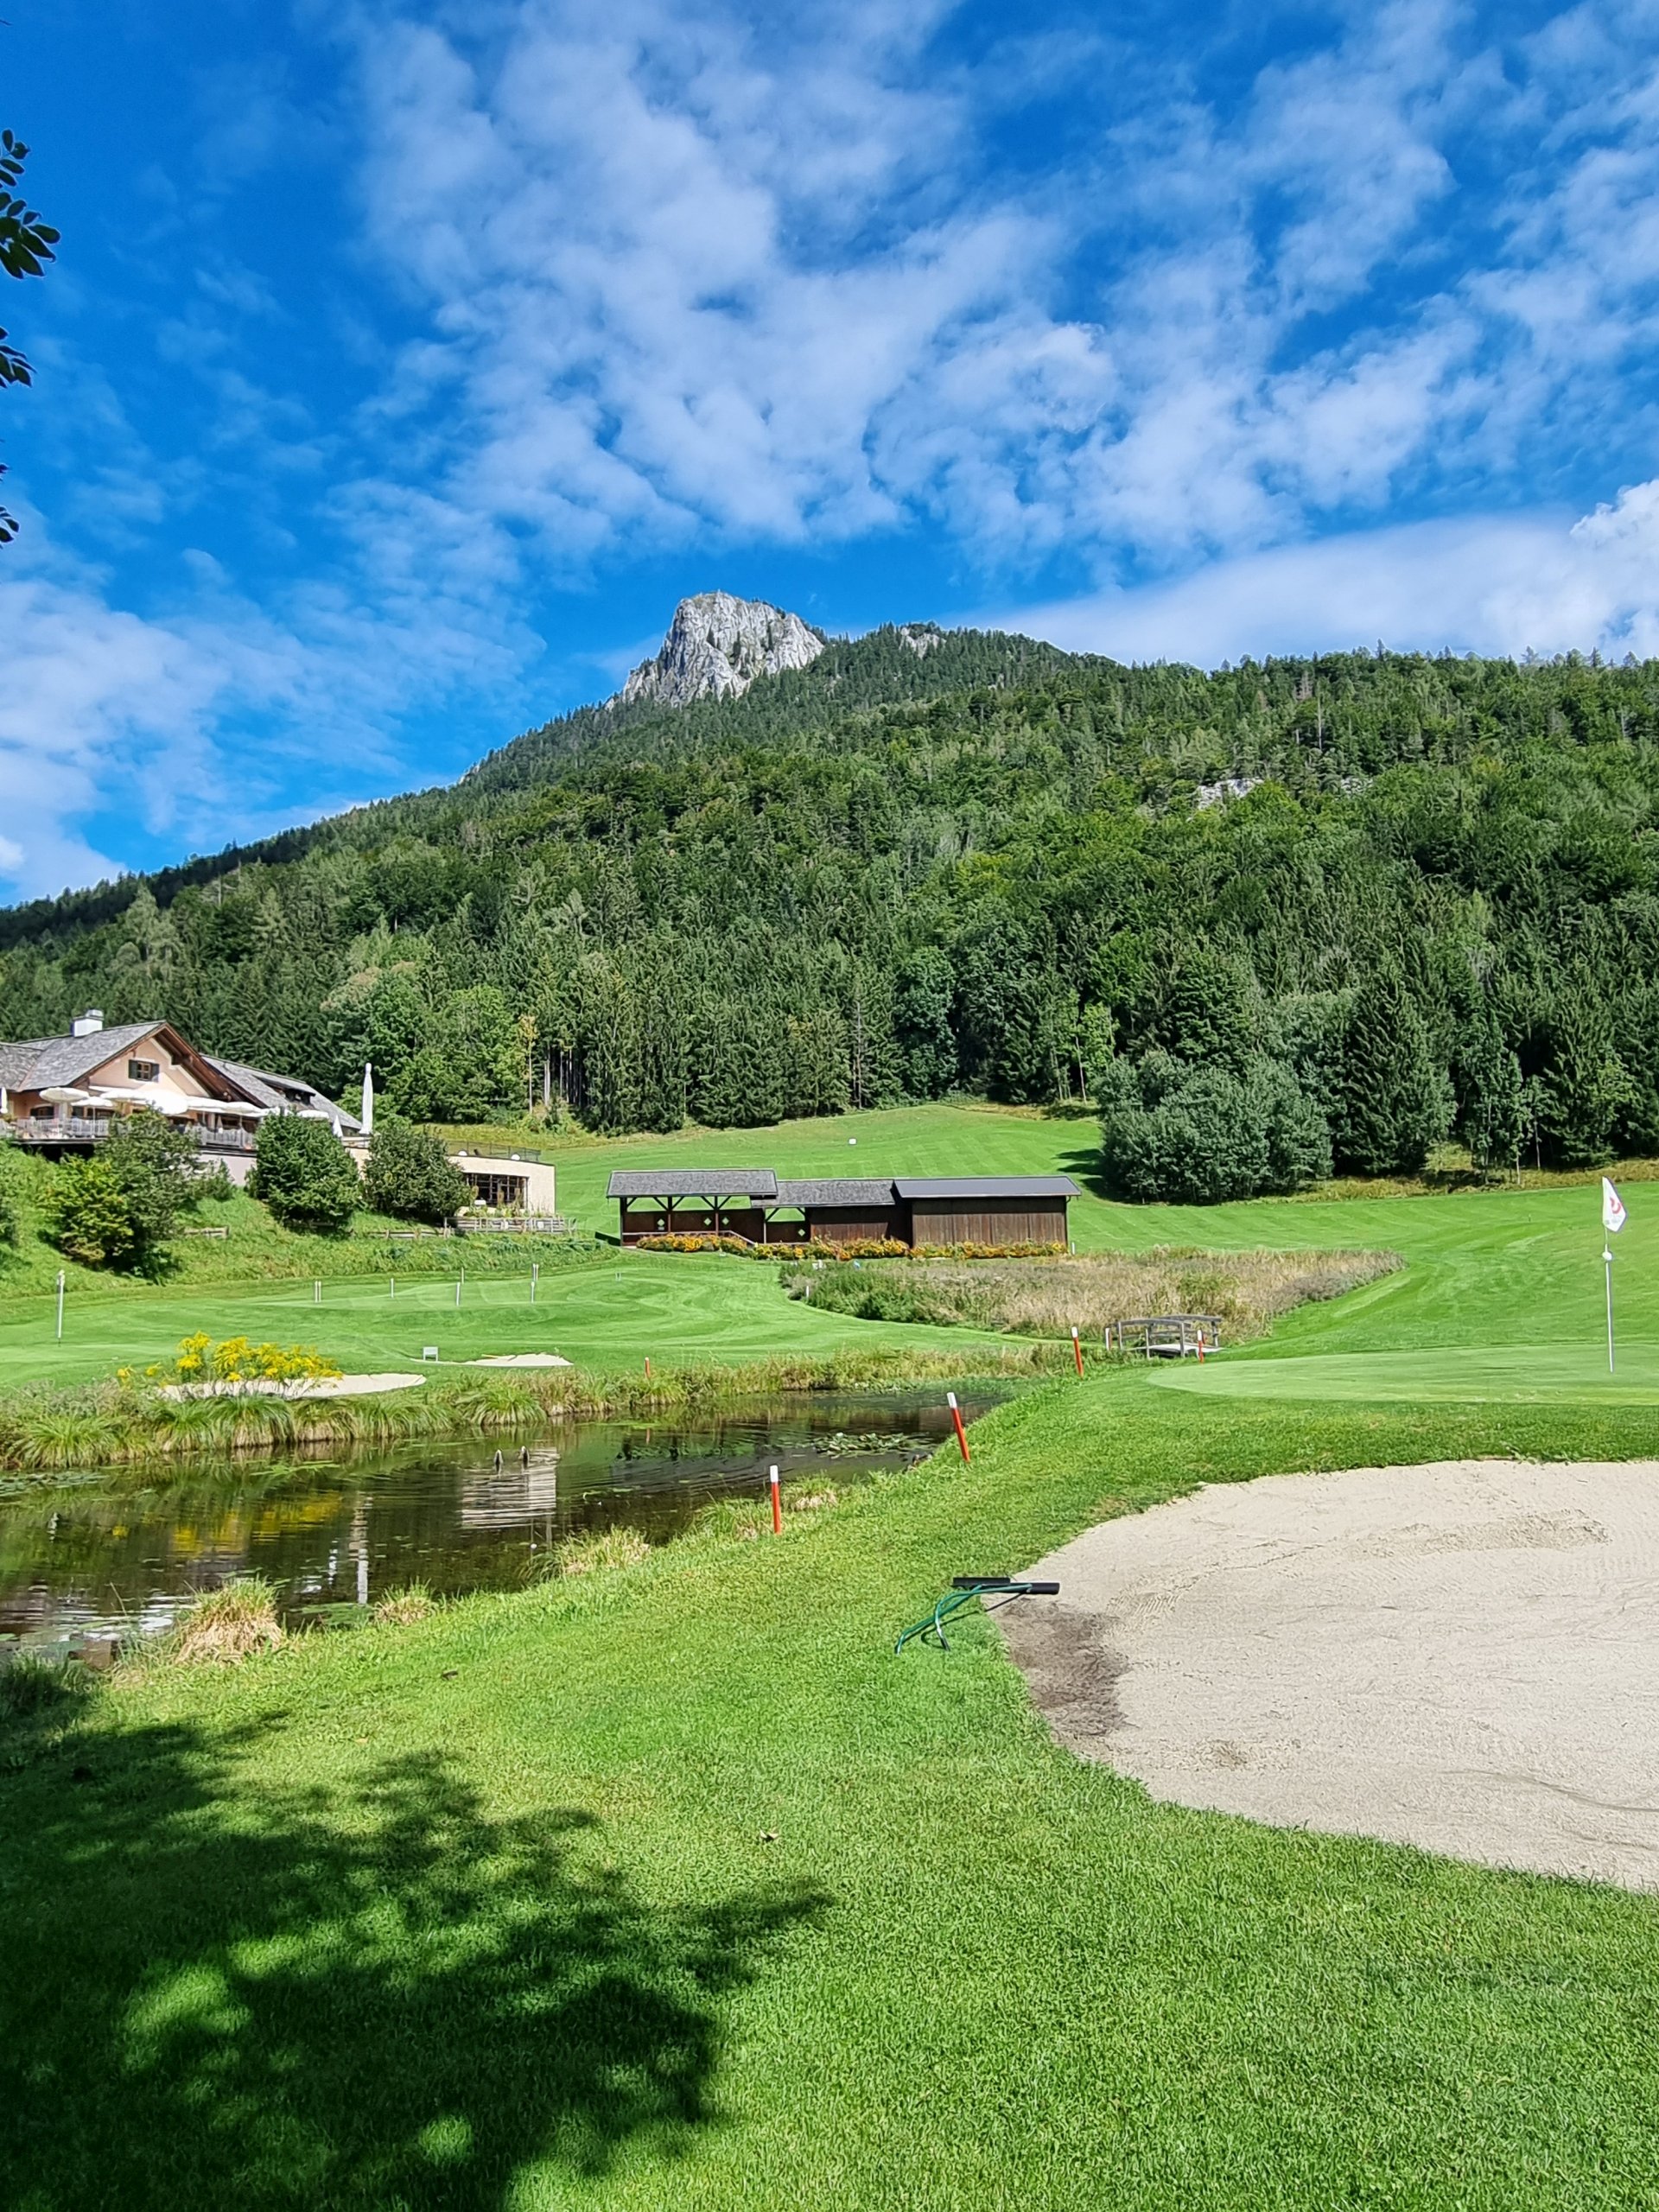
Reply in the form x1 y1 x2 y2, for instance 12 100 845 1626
1052 1139 1113 1205
1 1682 822 2210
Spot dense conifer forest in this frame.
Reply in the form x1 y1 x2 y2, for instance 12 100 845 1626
4 625 1658 1197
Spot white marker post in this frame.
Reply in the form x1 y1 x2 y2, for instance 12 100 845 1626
454 1278 461 1308
55 1268 65 1343
1602 1177 1627 1374
531 1262 539 1305
314 1279 321 1306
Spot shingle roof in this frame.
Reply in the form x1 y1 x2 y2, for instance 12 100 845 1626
207 1056 360 1128
895 1176 1080 1200
607 1168 779 1200
0 1022 163 1094
773 1177 898 1209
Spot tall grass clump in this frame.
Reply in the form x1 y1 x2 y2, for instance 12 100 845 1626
170 1577 283 1665
556 1527 652 1577
372 1581 437 1626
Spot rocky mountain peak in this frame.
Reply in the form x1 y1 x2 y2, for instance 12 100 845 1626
620 592 824 709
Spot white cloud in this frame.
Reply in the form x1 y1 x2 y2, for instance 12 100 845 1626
0 524 538 899
321 0 1659 591
1005 480 1659 666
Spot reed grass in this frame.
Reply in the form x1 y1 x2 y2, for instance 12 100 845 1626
789 1246 1402 1342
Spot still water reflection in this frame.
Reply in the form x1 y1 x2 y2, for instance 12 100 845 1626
0 1389 1004 1653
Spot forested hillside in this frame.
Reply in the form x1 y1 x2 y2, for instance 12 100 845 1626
3 624 1658 1197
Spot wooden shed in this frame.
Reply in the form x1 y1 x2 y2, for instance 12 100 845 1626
896 1176 1078 1248
609 1165 1079 1249
767 1178 904 1244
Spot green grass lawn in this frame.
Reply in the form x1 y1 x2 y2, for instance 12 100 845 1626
2 1103 1648 1413
8 1128 1659 2202
7 1374 1659 2209
0 1249 1011 1390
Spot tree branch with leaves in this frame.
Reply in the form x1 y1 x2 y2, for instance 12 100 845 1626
0 130 59 543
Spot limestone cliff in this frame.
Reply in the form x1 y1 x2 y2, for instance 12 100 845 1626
620 592 824 709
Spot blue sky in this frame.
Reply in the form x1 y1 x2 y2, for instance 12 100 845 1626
5 0 1659 897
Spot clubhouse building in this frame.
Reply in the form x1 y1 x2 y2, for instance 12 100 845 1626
607 1167 1078 1249
0 1011 354 1185
0 1010 557 1221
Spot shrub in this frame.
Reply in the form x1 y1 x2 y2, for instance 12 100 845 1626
1100 1052 1330 1204
50 1108 200 1273
152 1333 342 1389
0 1141 27 1249
251 1113 359 1234
633 1233 761 1255
364 1117 470 1224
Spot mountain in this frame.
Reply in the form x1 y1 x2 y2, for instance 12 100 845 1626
620 592 825 708
3 621 1659 1197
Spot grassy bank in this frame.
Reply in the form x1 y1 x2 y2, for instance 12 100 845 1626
7 1370 1659 2209
0 1341 1071 1475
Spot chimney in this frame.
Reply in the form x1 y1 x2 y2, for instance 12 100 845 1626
70 1009 105 1039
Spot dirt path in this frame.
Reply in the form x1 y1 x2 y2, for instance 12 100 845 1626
1001 1459 1659 1891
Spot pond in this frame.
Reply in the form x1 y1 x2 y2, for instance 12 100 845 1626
0 1387 1007 1657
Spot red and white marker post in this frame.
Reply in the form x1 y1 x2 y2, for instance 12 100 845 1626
1197 1328 1206 1364
769 1462 782 1534
1071 1325 1084 1377
644 1356 651 1379
947 1391 970 1464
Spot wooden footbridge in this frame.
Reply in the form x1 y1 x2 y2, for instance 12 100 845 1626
1106 1314 1223 1358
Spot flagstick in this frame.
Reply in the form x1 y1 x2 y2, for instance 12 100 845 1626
1605 1244 1616 1374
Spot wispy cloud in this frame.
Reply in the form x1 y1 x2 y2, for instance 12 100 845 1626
1007 479 1659 667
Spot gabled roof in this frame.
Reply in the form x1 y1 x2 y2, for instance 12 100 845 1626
0 1021 164 1094
0 1020 257 1105
895 1176 1080 1200
773 1177 898 1209
207 1056 360 1128
607 1168 778 1200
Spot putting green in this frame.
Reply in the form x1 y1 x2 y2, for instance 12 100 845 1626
1152 1340 1659 1402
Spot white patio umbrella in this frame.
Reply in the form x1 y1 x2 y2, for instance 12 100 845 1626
361 1062 374 1135
40 1086 91 1104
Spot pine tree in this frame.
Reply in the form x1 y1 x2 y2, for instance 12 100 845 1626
1535 996 1630 1167
1335 970 1452 1175
1457 1021 1527 1176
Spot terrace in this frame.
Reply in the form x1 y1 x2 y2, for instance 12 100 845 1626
7 1115 259 1154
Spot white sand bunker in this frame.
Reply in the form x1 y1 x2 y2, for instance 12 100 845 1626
159 1373 426 1400
468 1353 571 1368
1004 1459 1659 1891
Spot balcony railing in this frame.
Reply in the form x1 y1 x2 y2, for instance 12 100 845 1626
6 1116 257 1153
